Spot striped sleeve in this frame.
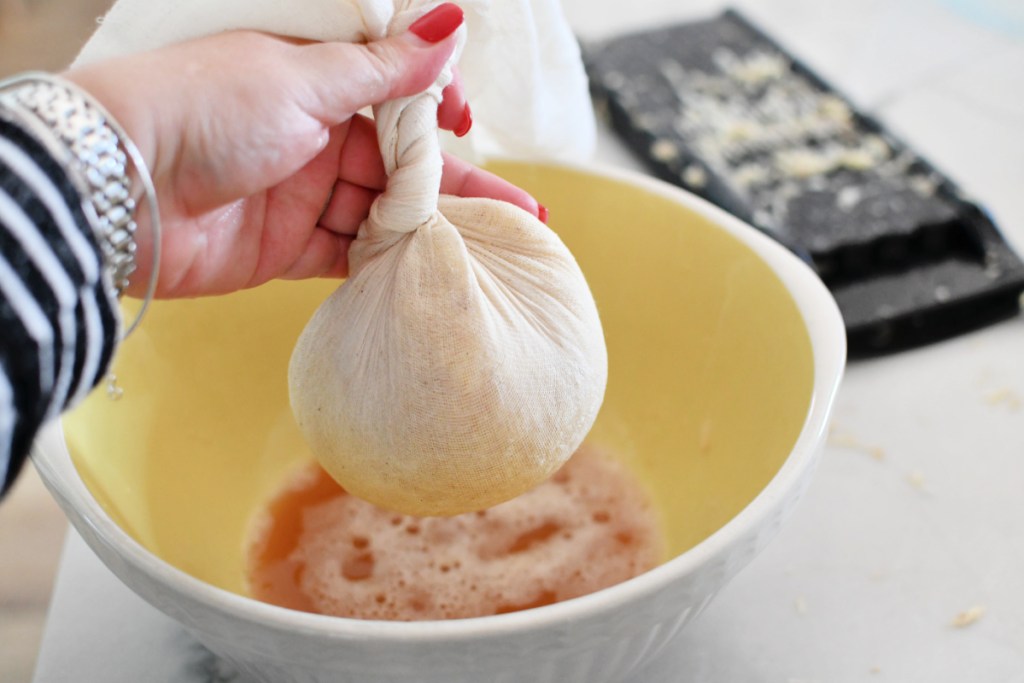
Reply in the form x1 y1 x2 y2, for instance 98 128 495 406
0 117 120 496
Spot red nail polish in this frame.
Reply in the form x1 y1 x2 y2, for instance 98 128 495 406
538 204 549 224
409 3 464 43
454 106 473 137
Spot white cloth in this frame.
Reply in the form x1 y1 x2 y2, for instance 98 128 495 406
289 195 608 516
73 0 596 161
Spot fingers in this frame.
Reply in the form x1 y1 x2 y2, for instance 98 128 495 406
280 228 353 281
329 127 546 225
336 115 388 190
438 68 472 136
330 82 473 193
328 140 546 227
319 180 379 236
297 4 464 125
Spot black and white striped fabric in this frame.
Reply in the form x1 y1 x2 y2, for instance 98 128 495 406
0 117 120 496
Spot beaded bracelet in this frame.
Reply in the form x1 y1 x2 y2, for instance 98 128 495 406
0 72 160 338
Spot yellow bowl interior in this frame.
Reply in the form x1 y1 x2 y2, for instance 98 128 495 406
63 161 814 597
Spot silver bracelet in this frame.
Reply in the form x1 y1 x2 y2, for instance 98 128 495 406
0 72 160 338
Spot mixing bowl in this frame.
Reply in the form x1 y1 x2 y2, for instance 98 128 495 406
34 160 845 683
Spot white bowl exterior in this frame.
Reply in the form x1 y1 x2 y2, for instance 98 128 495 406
33 162 845 683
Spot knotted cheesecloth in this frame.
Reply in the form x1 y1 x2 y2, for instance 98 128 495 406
75 0 606 516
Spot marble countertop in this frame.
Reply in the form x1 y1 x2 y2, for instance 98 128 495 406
33 0 1024 681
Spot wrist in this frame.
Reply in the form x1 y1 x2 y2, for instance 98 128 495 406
63 66 166 301
0 72 161 334
62 67 159 187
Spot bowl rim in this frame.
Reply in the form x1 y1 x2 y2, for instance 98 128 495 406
34 158 846 644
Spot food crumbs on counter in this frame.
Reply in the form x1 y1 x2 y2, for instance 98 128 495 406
984 388 1022 411
906 470 927 491
826 430 859 448
794 596 808 615
951 605 986 628
828 428 886 461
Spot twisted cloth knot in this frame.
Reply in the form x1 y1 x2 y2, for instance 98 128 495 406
368 5 459 235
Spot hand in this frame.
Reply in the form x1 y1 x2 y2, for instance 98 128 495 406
65 10 542 298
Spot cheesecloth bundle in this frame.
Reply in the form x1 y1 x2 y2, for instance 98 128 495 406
75 0 606 517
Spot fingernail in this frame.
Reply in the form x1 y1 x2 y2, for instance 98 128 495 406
538 204 549 224
454 105 473 137
409 3 464 43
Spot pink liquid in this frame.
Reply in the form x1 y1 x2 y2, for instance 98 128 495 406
246 448 663 620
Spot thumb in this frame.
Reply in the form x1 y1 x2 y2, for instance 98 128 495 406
297 3 464 124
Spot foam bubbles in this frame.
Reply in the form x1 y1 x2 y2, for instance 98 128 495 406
246 448 663 620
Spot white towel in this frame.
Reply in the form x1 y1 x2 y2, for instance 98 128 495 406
73 0 596 161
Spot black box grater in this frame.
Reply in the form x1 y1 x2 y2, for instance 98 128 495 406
583 9 1024 356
